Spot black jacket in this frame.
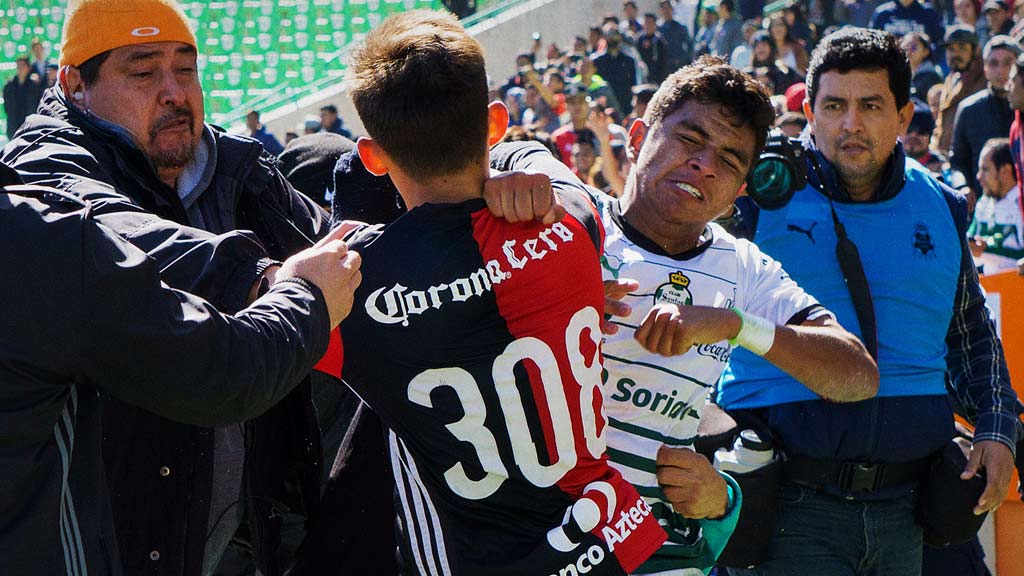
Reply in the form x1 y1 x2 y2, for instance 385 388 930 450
0 182 329 576
2 73 42 139
2 87 331 576
950 87 1013 194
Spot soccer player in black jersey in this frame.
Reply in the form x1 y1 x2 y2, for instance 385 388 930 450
336 10 667 575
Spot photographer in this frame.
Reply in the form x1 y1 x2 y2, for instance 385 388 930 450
718 28 1020 576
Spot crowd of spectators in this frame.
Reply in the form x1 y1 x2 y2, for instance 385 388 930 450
480 0 1024 271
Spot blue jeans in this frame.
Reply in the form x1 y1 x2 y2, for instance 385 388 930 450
729 483 922 576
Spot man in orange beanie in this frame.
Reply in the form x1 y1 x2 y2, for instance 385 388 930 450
1 2 561 575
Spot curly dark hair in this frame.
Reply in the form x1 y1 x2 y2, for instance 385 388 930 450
806 27 912 111
644 55 776 165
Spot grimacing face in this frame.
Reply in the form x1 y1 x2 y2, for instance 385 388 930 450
626 100 757 249
807 68 913 200
81 42 204 174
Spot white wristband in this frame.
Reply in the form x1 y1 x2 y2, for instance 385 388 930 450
729 307 776 356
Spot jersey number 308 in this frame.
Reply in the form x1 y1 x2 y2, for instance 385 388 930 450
408 306 607 500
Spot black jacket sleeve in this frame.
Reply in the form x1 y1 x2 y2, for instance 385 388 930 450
73 216 330 427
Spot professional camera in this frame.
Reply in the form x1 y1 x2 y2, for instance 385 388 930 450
745 129 808 210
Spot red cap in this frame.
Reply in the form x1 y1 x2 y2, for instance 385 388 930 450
784 82 807 113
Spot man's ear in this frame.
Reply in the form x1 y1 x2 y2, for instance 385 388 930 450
802 99 814 124
896 100 915 135
736 181 748 197
61 66 87 109
357 137 390 176
487 101 510 146
627 118 648 164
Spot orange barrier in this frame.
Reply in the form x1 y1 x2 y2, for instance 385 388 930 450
979 271 1024 576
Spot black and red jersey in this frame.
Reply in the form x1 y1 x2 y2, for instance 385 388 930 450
339 185 666 575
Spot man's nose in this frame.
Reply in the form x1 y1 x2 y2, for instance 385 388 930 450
158 71 187 107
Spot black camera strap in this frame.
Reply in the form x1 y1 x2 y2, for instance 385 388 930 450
807 153 879 360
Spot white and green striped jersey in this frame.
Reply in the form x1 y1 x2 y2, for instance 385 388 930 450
969 185 1024 272
595 194 826 575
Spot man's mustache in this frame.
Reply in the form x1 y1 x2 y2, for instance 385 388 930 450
150 107 194 138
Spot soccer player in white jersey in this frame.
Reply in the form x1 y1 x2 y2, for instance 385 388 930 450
606 56 881 575
502 56 881 575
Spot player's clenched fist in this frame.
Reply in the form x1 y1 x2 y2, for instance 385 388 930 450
656 445 728 520
483 170 566 224
634 304 741 357
277 221 363 328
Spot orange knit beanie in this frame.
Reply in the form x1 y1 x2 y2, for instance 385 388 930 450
60 0 198 67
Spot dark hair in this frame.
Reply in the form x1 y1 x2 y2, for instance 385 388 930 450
982 137 1013 170
631 83 659 105
77 50 111 86
247 110 260 119
644 12 657 21
623 1 638 10
766 14 797 46
320 104 338 115
646 55 775 167
720 0 735 13
806 28 912 111
348 10 488 179
574 128 600 151
750 30 778 66
15 56 29 66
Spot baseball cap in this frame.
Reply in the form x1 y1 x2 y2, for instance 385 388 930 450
943 24 978 47
60 0 198 67
984 35 1023 58
784 83 806 112
908 105 935 135
278 132 354 207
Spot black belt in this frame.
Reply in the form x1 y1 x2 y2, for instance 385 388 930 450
784 455 930 495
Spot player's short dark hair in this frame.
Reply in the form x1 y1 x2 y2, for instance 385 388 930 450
982 138 1013 170
348 10 488 179
645 55 775 169
807 28 912 111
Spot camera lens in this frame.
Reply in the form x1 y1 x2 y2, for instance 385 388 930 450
748 156 794 210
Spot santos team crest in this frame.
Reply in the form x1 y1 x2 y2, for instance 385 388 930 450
654 272 693 306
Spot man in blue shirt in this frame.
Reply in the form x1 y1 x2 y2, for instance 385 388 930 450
719 28 1020 576
246 110 284 156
